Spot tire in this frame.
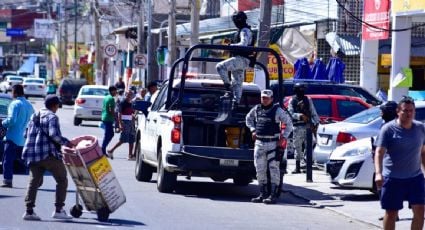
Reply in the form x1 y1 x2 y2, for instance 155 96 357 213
70 204 83 218
210 175 228 182
73 117 82 126
135 138 154 182
233 175 252 186
156 145 177 193
96 207 110 222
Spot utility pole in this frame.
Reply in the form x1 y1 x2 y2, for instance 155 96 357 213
257 0 272 66
63 0 68 78
190 0 200 72
167 0 176 75
146 0 154 83
137 0 145 87
94 0 103 85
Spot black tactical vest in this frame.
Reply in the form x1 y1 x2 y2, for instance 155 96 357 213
230 27 255 59
291 95 311 124
255 104 280 136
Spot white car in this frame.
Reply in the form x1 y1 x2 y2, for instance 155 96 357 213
315 101 425 165
326 101 425 193
0 75 23 93
73 85 109 126
23 78 46 98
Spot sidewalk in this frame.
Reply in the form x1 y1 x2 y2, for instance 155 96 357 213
282 160 414 229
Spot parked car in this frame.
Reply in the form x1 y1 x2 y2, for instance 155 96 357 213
0 75 23 93
284 94 372 124
73 85 109 126
326 101 425 193
0 94 24 174
272 79 382 106
315 101 425 165
58 78 88 105
23 77 46 98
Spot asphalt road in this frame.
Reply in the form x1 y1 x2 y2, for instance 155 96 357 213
0 97 379 229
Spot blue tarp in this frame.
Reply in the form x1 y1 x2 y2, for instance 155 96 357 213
408 91 425 101
293 58 313 79
311 59 327 80
326 57 345 83
18 56 37 74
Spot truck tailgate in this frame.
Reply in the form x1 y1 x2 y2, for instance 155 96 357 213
182 145 254 161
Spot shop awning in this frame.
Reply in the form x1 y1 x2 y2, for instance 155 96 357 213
325 32 361 56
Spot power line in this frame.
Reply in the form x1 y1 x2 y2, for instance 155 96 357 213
335 0 425 32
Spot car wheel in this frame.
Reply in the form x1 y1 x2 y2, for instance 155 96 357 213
156 144 177 193
73 117 82 126
233 175 252 186
135 138 154 182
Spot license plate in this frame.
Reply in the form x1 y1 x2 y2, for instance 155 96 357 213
319 135 330 145
219 159 239 167
29 86 36 90
92 111 101 115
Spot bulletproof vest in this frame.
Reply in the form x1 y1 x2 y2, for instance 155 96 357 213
255 104 280 136
230 26 255 59
291 95 311 123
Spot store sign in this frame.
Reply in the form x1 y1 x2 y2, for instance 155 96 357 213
392 0 425 13
34 19 55 39
362 0 389 40
6 28 25 37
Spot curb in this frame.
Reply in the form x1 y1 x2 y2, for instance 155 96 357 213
284 189 382 229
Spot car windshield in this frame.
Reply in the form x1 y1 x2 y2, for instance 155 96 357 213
344 106 381 124
80 88 109 96
24 79 44 84
0 97 12 116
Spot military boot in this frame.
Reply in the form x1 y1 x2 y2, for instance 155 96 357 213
263 184 279 204
251 184 268 203
292 160 301 174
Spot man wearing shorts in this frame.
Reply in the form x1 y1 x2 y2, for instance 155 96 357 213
375 96 425 230
108 91 136 160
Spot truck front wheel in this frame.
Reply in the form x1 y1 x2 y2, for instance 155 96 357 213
135 140 154 182
157 147 177 193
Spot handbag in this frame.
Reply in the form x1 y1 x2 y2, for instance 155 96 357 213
33 112 62 152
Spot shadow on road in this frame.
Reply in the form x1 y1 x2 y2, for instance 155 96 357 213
42 217 145 227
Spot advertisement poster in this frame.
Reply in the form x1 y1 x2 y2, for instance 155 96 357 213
362 0 390 40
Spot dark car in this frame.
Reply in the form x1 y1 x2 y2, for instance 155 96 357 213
272 79 382 106
58 78 87 105
0 93 26 174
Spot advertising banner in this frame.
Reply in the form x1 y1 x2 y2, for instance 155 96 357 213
362 0 390 40
34 19 55 39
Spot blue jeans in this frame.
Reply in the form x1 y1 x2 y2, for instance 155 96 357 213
101 121 114 155
3 140 23 184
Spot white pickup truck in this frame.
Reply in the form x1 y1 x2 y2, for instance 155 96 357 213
133 77 261 193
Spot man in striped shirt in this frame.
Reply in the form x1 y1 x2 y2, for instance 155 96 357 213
21 95 74 221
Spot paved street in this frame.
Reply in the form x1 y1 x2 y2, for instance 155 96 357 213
0 97 379 229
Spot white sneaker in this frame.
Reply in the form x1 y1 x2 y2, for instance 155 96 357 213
52 209 72 220
22 212 41 221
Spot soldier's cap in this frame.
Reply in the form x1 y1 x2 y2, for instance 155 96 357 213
261 89 273 98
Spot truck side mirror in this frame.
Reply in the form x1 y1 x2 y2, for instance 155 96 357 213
133 100 152 116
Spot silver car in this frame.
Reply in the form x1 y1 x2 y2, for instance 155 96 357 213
314 101 425 165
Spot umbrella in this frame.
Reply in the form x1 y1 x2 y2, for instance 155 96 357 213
326 57 345 83
311 59 327 80
293 58 313 79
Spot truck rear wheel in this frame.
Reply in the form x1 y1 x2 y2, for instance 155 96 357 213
135 139 154 182
157 147 177 193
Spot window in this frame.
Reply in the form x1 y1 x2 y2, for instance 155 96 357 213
0 97 11 116
344 106 380 124
81 88 109 96
150 85 168 111
312 99 332 117
337 100 368 118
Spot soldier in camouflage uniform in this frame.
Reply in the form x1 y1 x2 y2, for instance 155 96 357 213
246 89 293 204
216 11 255 109
288 83 319 173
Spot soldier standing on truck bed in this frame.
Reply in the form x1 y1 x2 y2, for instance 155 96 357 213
216 11 255 110
246 89 293 204
288 83 319 174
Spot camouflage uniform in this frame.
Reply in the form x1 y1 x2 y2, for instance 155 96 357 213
246 104 293 185
288 96 319 164
216 27 252 104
